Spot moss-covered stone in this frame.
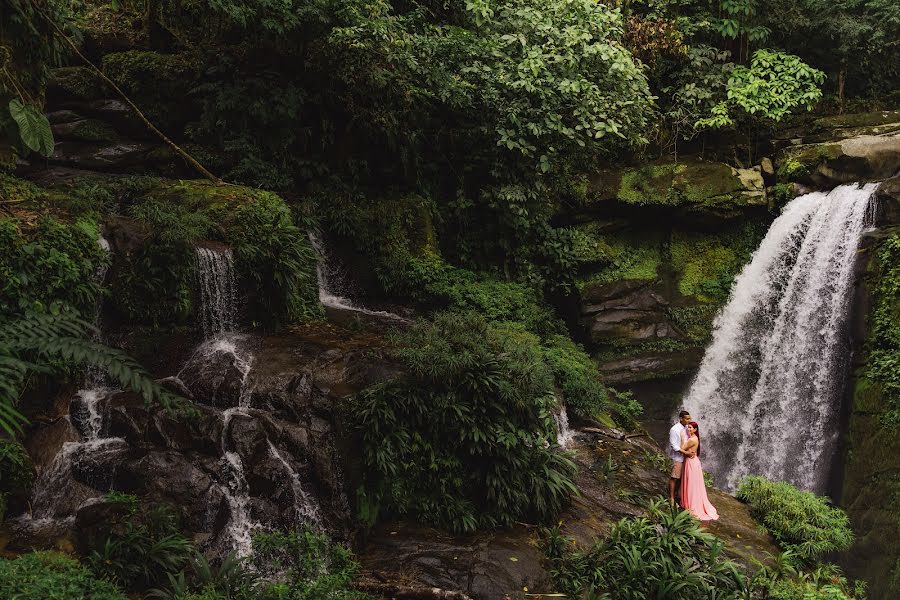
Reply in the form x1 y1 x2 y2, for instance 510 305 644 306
776 143 843 182
101 50 199 133
586 159 765 217
576 225 663 288
48 66 107 101
0 173 48 204
68 119 120 143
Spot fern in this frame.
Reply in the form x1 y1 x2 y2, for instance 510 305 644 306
0 313 189 435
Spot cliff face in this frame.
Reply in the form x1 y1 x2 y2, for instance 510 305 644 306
839 177 900 599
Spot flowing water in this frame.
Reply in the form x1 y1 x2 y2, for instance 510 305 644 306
309 232 406 321
195 246 237 336
684 183 877 492
24 236 123 523
554 405 576 449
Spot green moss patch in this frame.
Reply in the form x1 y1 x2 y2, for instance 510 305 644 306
615 160 746 209
777 143 843 182
49 66 107 101
576 226 663 288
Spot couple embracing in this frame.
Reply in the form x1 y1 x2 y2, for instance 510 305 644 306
668 410 718 521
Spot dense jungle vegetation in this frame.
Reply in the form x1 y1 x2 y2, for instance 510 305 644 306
1 1 899 599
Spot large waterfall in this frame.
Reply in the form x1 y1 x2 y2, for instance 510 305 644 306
684 183 876 493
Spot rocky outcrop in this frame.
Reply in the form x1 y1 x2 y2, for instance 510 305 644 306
777 129 900 189
358 426 778 598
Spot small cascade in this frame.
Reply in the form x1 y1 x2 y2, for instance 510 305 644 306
267 440 324 529
554 405 576 448
684 183 876 492
24 234 121 524
309 232 406 321
195 246 237 336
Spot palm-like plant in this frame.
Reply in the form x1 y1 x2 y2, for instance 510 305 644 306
0 312 187 434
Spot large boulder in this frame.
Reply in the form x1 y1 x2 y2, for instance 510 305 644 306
777 131 900 188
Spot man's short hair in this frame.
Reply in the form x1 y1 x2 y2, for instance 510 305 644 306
678 410 691 418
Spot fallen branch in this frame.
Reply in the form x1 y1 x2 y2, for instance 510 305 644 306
353 582 473 600
31 2 222 185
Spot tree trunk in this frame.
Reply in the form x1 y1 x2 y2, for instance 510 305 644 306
838 68 846 114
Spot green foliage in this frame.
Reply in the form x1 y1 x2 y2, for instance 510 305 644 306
110 181 320 328
0 313 190 434
8 98 53 157
227 194 321 327
0 438 33 498
0 551 127 600
542 334 613 423
697 49 825 130
101 51 199 132
88 505 194 591
352 311 577 532
544 499 747 598
737 476 854 563
330 0 652 176
147 527 368 600
250 529 369 599
866 234 900 426
0 216 107 319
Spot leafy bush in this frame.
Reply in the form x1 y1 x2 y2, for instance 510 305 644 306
0 551 127 600
542 334 611 423
0 438 33 499
88 505 194 591
352 311 577 532
0 216 108 319
545 499 747 598
251 529 369 599
737 476 854 562
147 527 368 600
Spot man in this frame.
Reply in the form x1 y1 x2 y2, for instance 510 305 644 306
668 409 696 506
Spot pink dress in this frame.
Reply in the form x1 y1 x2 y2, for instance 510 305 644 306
681 455 719 521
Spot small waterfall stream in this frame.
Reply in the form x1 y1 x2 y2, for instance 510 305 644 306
554 405 575 449
309 232 406 321
684 183 877 492
195 246 237 336
21 236 123 528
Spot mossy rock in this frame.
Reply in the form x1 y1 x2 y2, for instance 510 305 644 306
0 173 48 204
101 50 200 133
776 143 843 182
53 119 120 144
575 224 663 288
588 159 765 217
47 66 107 102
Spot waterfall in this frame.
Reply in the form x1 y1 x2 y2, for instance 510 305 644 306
267 440 324 530
309 232 406 321
24 236 124 523
554 405 576 448
684 183 876 493
195 246 237 336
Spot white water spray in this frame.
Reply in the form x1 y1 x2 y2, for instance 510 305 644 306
684 183 876 492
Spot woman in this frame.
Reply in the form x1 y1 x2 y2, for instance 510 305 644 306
680 421 719 521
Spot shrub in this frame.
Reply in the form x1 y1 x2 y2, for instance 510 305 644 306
0 216 108 319
0 438 34 498
251 528 369 599
352 311 577 532
542 334 611 422
545 499 747 598
0 551 127 600
737 476 854 562
88 505 194 591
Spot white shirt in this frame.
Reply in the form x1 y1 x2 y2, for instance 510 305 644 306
668 422 686 462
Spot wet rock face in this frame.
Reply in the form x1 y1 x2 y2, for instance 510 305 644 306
580 280 674 344
17 324 395 557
